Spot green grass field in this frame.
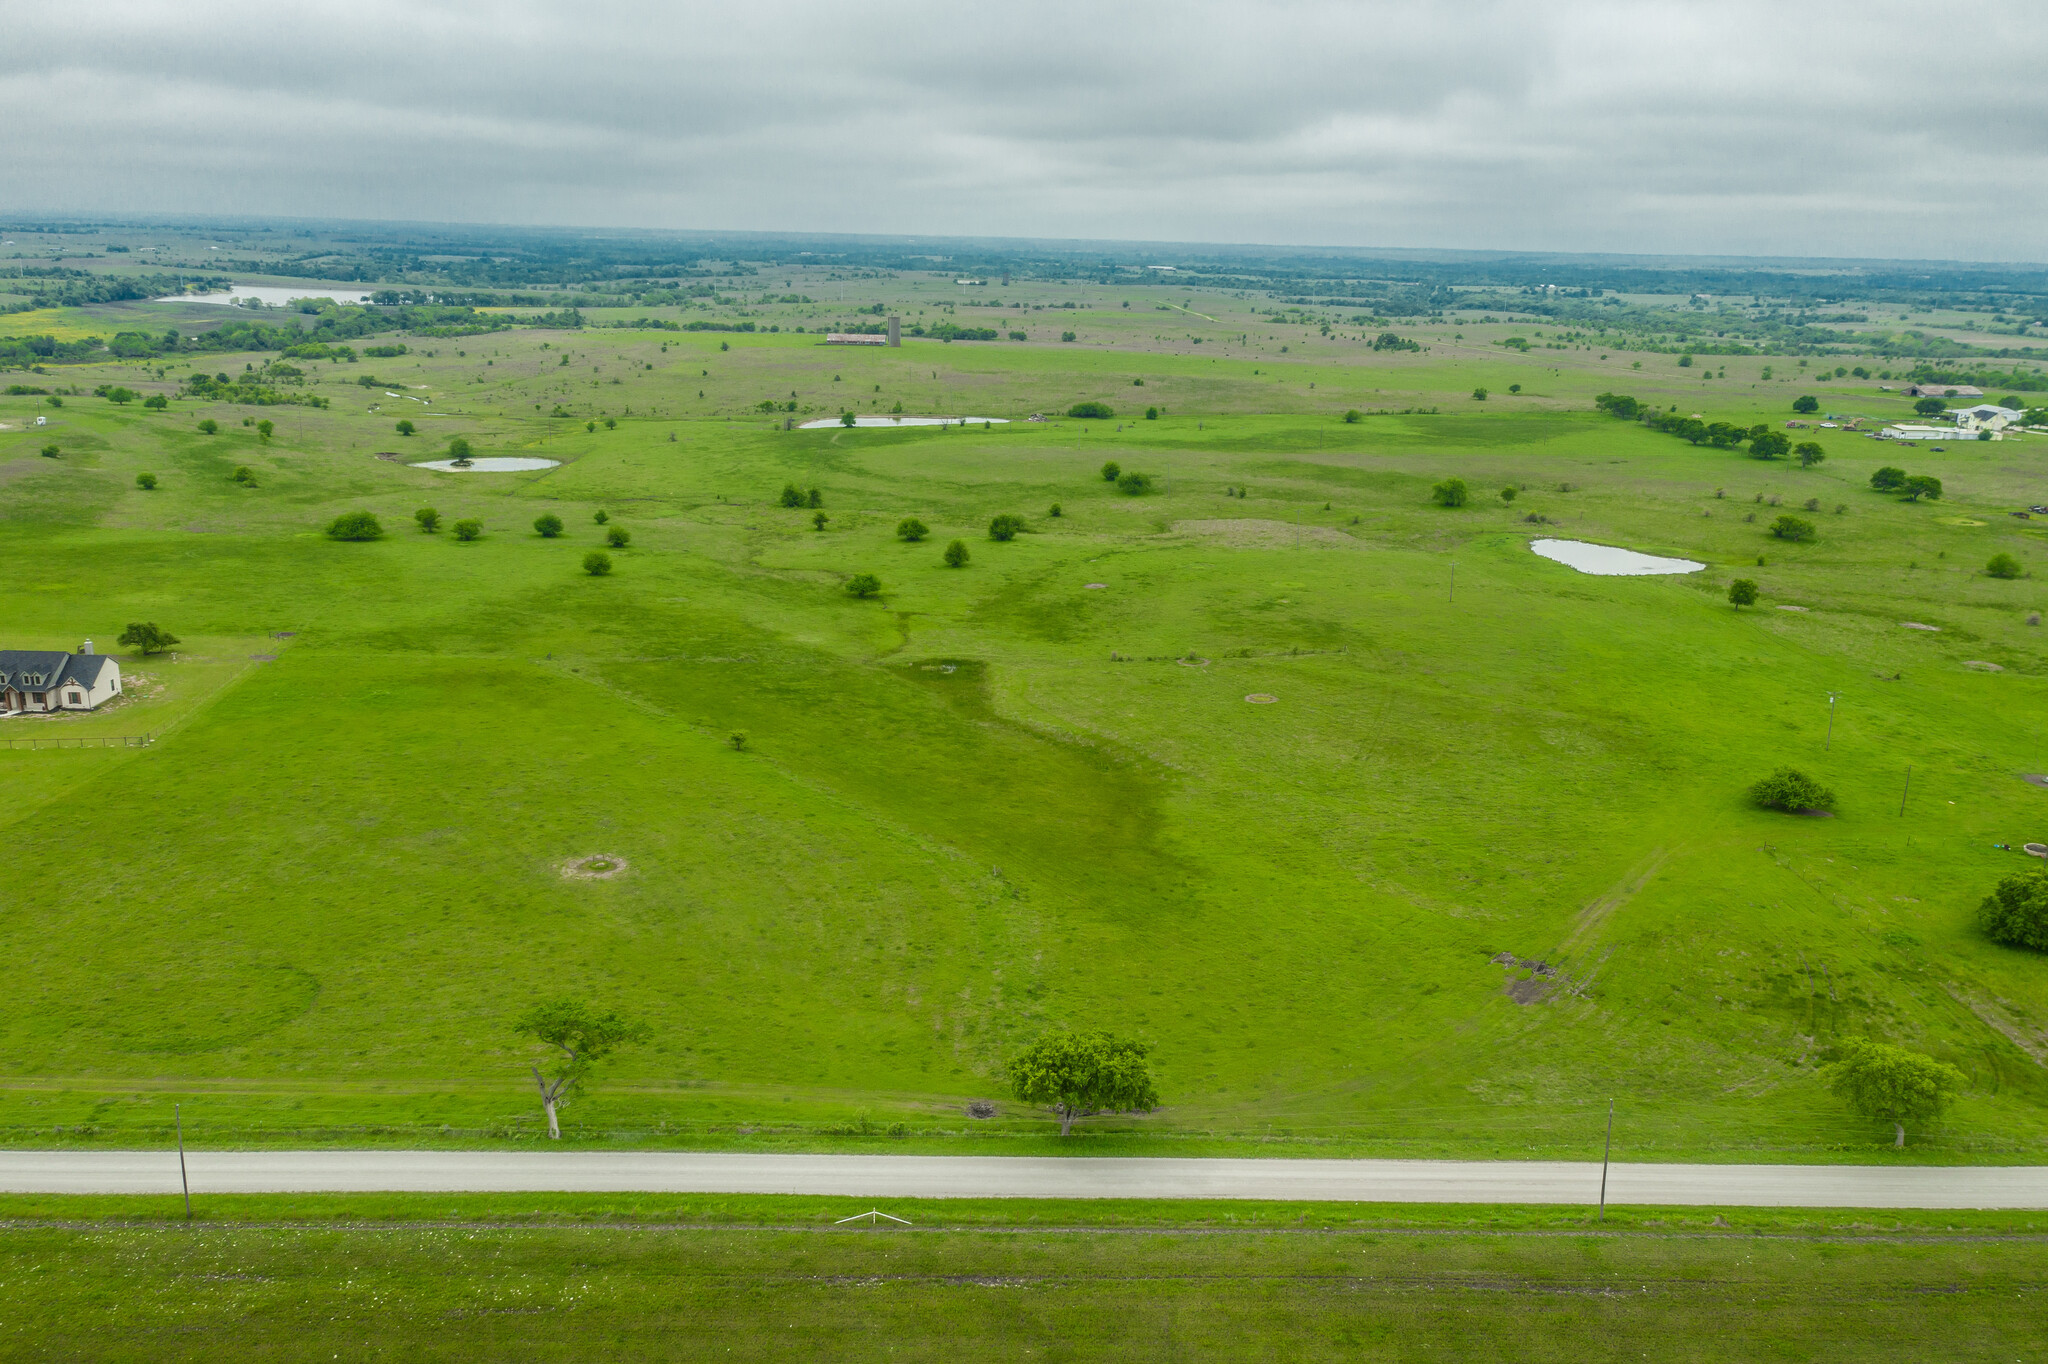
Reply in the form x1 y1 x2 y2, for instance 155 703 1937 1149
4 1196 2045 1361
5 291 2048 1158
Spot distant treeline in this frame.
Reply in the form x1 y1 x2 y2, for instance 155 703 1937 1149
0 269 232 310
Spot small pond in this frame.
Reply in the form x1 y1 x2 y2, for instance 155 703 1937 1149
159 286 376 307
797 415 1010 429
412 457 560 473
1531 538 1704 576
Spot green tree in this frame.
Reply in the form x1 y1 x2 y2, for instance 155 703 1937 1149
1913 397 1947 417
513 999 647 1139
606 526 630 548
1728 578 1759 607
142 393 168 410
1343 408 1363 423
453 519 483 541
603 417 617 430
414 507 440 533
1794 441 1826 468
1144 406 1159 420
447 437 473 464
1826 1039 1965 1147
1008 1028 1160 1136
1869 466 1907 492
1048 503 1063 517
1979 870 2048 951
1748 767 1834 812
1987 552 2023 579
231 465 257 486
582 550 611 574
1902 475 1943 502
1749 431 1790 460
989 514 1026 541
1100 461 1121 482
1068 401 1113 419
896 517 929 542
840 411 857 427
1471 387 1488 400
1792 395 1819 413
943 539 970 568
105 386 136 404
135 473 157 490
1431 477 1469 507
807 488 823 508
812 510 829 531
256 419 274 439
779 483 805 508
1770 514 1816 541
594 510 610 525
325 510 383 541
533 513 564 537
845 572 882 598
116 622 180 656
1115 471 1154 495
395 419 415 436
198 419 219 434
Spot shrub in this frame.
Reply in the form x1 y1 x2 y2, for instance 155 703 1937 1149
415 507 440 532
845 572 882 597
1749 767 1835 812
594 510 609 524
1500 486 1516 503
230 465 257 485
807 488 823 508
779 483 804 507
1144 406 1159 420
1068 401 1113 419
812 511 829 531
1792 395 1819 413
325 511 383 541
39 444 59 459
453 518 483 541
256 419 274 439
1987 552 2023 579
143 394 168 410
943 539 970 567
840 412 856 427
989 514 1026 541
1901 475 1942 502
1728 578 1758 607
1343 409 1362 423
1100 461 1121 482
135 472 157 490
1115 471 1154 495
896 517 929 542
1431 477 1469 507
1979 870 2048 951
1770 514 1816 542
1471 387 1488 401
606 526 630 548
197 419 219 434
533 513 564 537
1048 503 1062 517
583 550 611 575
395 419 415 435
1061 331 1077 342
1870 466 1906 492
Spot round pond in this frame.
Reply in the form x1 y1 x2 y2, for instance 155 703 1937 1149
1531 538 1704 576
413 457 560 472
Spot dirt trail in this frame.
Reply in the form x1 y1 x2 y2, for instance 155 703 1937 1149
1560 848 1669 955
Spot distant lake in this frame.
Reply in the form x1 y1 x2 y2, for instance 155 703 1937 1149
1531 539 1704 576
797 415 1010 429
157 287 374 307
413 457 560 473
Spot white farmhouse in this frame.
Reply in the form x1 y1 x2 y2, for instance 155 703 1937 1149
0 643 122 714
1951 404 2026 434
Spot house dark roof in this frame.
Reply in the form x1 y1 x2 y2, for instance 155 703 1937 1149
0 650 114 692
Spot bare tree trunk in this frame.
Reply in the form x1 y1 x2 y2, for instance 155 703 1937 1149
545 1097 561 1140
1894 1122 1905 1149
1059 1106 1073 1137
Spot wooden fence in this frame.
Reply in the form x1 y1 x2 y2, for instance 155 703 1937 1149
0 732 154 751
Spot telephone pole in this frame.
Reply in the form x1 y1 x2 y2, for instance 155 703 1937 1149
1598 1100 1614 1221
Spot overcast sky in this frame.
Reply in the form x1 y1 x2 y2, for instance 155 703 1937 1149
6 0 2044 262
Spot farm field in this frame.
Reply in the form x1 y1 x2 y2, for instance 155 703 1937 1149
3 1195 2045 1362
5 284 2048 1160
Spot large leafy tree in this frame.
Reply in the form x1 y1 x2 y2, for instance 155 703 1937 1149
1979 870 2048 951
513 999 647 1139
1008 1029 1159 1136
116 622 179 656
1826 1039 1965 1148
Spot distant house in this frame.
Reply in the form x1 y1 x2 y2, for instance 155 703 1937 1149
1880 424 1967 442
0 643 122 714
1951 404 2025 432
1907 383 1983 399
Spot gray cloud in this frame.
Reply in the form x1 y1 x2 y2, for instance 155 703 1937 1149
5 0 2045 259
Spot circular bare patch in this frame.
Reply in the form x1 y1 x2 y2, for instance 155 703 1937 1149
1245 693 1277 704
561 855 629 880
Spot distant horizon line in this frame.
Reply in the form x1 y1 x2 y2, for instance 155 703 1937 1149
3 211 2044 274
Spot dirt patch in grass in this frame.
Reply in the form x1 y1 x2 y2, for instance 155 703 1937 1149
560 855 629 881
1173 518 1355 548
2023 774 2048 789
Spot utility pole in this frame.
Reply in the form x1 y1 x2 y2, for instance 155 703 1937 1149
176 1103 191 1220
1824 692 1840 750
1598 1099 1614 1222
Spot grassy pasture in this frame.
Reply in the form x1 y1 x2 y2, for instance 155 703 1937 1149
3 298 2048 1159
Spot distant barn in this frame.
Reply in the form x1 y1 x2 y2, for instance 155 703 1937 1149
825 333 886 346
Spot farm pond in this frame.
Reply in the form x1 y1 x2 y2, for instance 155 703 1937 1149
412 457 560 472
1531 538 1705 576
